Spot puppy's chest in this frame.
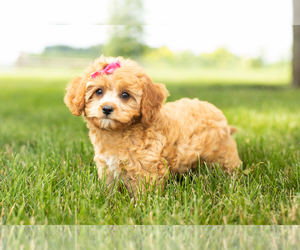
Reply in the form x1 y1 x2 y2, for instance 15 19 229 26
99 154 121 176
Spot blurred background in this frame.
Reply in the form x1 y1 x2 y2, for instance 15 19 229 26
0 0 297 87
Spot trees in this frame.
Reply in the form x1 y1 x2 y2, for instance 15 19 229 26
293 0 300 87
104 0 147 58
42 45 103 58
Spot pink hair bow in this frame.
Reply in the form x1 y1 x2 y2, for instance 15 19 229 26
91 60 121 79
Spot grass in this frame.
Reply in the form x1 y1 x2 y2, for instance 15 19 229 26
1 226 300 249
0 65 300 225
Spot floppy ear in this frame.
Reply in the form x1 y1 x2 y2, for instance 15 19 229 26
64 76 85 116
140 75 168 126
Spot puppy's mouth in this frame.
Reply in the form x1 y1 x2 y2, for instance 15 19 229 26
84 107 141 130
100 117 116 129
103 114 112 119
100 113 116 121
87 114 132 131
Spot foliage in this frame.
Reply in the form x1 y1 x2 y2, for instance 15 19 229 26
41 44 104 58
30 41 277 69
197 47 241 67
104 27 149 58
0 66 299 225
142 47 268 69
104 0 146 58
248 57 264 68
107 0 144 25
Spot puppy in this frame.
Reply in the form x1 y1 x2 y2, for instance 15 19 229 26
64 56 241 195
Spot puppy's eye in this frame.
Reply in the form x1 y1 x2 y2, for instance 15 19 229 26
95 88 103 96
120 92 130 100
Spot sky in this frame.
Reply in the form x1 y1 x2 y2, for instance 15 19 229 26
0 0 294 65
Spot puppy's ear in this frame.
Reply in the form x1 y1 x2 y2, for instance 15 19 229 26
140 75 168 126
64 76 85 116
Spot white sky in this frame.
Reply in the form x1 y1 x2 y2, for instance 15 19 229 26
0 0 294 65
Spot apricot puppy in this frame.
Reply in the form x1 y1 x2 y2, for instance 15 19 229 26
64 56 241 195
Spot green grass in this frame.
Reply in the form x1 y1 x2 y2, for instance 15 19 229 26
0 66 299 225
1 226 300 249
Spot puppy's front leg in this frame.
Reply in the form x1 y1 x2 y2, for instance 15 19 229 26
121 164 168 197
94 155 118 191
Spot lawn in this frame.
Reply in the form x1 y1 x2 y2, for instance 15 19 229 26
1 225 300 249
0 65 300 225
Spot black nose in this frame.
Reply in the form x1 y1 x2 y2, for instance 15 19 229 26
102 106 114 115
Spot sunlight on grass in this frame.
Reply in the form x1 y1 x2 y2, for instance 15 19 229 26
0 64 291 88
146 65 291 85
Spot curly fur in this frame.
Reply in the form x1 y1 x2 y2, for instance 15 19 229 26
64 56 241 195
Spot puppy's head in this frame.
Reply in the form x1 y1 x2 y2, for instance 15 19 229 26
64 56 168 130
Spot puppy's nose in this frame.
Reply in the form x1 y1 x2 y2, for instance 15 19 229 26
102 106 114 116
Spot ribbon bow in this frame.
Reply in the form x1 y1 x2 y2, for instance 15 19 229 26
91 60 121 79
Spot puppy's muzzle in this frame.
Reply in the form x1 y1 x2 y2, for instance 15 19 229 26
102 106 114 116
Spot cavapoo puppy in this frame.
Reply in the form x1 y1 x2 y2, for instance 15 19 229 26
64 56 241 195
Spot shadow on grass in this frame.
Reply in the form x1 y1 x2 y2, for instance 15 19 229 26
165 83 299 110
166 83 291 97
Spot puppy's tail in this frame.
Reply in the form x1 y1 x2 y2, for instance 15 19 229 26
229 126 238 135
